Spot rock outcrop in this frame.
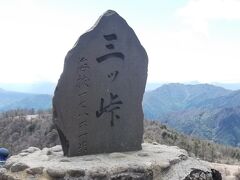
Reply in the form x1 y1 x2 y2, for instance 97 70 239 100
0 143 221 180
53 9 148 157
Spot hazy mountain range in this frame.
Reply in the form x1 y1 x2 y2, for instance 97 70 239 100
0 88 52 112
1 82 240 147
1 81 240 94
143 83 240 147
0 82 56 95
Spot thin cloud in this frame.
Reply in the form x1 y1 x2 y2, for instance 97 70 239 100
177 0 240 34
178 0 240 20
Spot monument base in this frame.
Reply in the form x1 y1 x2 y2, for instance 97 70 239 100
1 143 217 180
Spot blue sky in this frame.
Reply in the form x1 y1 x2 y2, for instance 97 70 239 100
0 0 240 83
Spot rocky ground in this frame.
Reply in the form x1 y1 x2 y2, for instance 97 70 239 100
0 142 221 180
208 162 240 180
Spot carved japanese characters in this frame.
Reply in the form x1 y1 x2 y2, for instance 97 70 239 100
53 10 148 156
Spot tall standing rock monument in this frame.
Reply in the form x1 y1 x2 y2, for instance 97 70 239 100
53 10 148 157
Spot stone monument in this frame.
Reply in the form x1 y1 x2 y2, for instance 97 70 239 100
53 10 148 157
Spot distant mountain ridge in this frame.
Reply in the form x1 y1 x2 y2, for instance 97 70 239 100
143 83 231 119
1 81 240 95
0 88 52 112
143 83 240 147
0 82 56 95
1 82 240 147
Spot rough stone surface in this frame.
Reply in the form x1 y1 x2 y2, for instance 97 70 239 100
46 167 66 178
183 169 217 180
26 167 44 175
0 143 219 180
10 162 29 172
52 10 148 157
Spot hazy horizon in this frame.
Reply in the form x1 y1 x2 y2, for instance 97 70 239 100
0 0 240 84
2 81 240 93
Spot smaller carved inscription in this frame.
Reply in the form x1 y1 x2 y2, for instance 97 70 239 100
108 71 119 81
75 57 90 154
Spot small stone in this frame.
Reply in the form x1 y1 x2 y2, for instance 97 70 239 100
59 159 71 162
154 150 163 154
111 171 153 180
5 174 21 180
19 152 29 157
89 171 107 180
3 161 14 169
10 162 29 172
184 169 213 180
0 168 7 175
46 150 52 155
109 153 126 158
169 158 180 165
0 173 8 180
22 147 40 153
82 157 98 161
152 142 159 145
50 145 62 152
26 175 38 180
159 161 171 170
47 167 66 178
137 152 149 157
26 167 44 175
178 154 188 160
67 169 85 177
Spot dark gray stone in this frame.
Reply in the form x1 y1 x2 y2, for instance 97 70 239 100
46 167 66 178
10 162 29 172
53 10 148 157
26 167 44 175
67 169 85 177
183 169 214 180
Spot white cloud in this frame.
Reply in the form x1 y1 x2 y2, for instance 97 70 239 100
0 0 240 84
0 0 95 83
179 0 240 20
177 0 240 34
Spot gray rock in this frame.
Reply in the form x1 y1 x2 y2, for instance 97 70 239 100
137 152 149 157
67 169 85 177
46 150 52 155
3 161 14 169
22 147 40 154
59 159 71 162
26 167 44 175
19 152 29 157
0 168 7 179
111 167 153 180
183 168 214 180
5 174 21 180
50 145 62 152
109 153 126 158
0 168 7 174
1 143 218 180
169 158 181 165
46 167 66 178
53 10 148 157
10 162 29 172
89 171 108 180
82 156 99 161
179 154 188 160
